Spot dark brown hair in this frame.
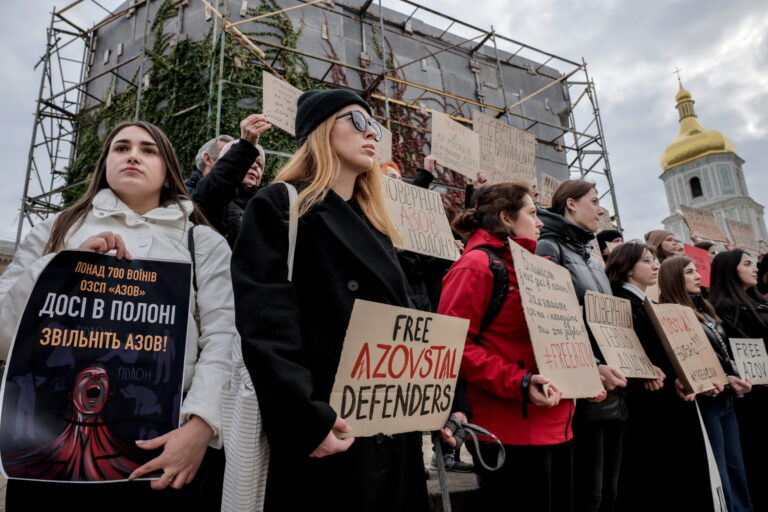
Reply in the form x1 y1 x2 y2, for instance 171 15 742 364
550 179 596 216
44 121 208 254
605 242 653 290
659 256 720 323
710 249 766 328
453 182 531 239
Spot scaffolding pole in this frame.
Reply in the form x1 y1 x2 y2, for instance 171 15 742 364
18 0 622 247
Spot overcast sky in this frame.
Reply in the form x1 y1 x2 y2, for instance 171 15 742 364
1 0 766 244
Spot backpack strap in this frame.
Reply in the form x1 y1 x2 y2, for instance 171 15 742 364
470 245 509 344
187 225 201 337
277 181 299 282
188 225 199 293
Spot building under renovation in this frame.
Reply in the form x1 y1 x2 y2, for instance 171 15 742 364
18 0 620 244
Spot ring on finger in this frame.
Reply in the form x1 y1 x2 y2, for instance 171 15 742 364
164 471 176 482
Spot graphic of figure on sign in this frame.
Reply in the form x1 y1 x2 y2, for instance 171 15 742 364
2 366 144 481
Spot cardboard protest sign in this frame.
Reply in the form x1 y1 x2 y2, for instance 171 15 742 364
472 110 536 185
598 208 614 232
0 251 190 482
329 300 469 437
679 205 728 242
382 175 459 261
643 301 727 394
430 111 480 179
584 291 656 379
729 338 768 385
538 173 562 207
375 124 393 164
683 243 711 288
262 71 302 136
726 218 759 254
509 240 604 398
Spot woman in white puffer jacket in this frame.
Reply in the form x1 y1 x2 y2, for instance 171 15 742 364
0 121 234 511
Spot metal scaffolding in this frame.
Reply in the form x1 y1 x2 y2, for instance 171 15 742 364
18 0 621 248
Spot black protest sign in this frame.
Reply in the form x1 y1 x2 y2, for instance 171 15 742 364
0 250 190 482
329 300 469 437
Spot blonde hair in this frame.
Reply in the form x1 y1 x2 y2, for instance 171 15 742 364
274 115 401 245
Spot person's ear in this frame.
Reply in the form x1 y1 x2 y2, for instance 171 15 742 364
203 153 213 167
566 197 576 214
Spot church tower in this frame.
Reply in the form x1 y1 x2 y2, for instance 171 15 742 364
660 80 767 249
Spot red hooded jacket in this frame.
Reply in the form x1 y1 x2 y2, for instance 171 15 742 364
438 229 574 445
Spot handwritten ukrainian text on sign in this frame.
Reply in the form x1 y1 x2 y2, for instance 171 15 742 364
375 125 393 164
383 176 459 261
683 244 711 288
329 300 469 437
726 218 758 254
644 301 727 394
0 251 189 482
510 240 603 398
472 111 536 185
430 111 480 179
538 174 562 207
584 291 656 379
729 338 768 385
262 71 302 136
679 205 728 242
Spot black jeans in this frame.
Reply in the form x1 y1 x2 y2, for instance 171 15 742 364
573 420 626 512
468 440 573 512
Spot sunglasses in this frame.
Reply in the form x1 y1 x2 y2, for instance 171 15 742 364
335 110 383 142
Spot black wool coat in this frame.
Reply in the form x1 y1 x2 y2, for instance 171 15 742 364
187 139 259 247
613 287 715 512
231 182 428 511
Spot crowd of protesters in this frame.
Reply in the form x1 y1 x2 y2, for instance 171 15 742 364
0 87 767 512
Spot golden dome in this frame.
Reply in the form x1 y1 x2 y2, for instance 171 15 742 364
660 82 737 171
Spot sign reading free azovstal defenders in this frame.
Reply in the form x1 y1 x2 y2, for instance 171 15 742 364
329 300 469 437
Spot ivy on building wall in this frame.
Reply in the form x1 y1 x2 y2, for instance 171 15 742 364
65 0 312 204
64 0 467 217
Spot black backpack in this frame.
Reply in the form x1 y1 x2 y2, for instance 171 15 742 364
469 245 509 343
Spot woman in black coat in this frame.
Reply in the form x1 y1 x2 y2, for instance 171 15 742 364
535 179 625 512
231 89 428 511
659 256 752 512
606 243 713 511
710 249 768 511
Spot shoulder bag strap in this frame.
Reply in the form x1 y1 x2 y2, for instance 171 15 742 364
277 182 298 282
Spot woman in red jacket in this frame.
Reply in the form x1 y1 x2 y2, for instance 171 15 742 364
438 182 575 512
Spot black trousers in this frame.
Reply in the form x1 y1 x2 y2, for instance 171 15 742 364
5 447 224 512
468 440 574 512
573 420 626 512
264 432 428 512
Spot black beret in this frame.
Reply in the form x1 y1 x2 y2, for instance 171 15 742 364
295 89 372 143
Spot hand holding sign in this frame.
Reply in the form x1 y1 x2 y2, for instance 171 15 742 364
239 113 272 146
79 231 132 260
310 417 354 457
